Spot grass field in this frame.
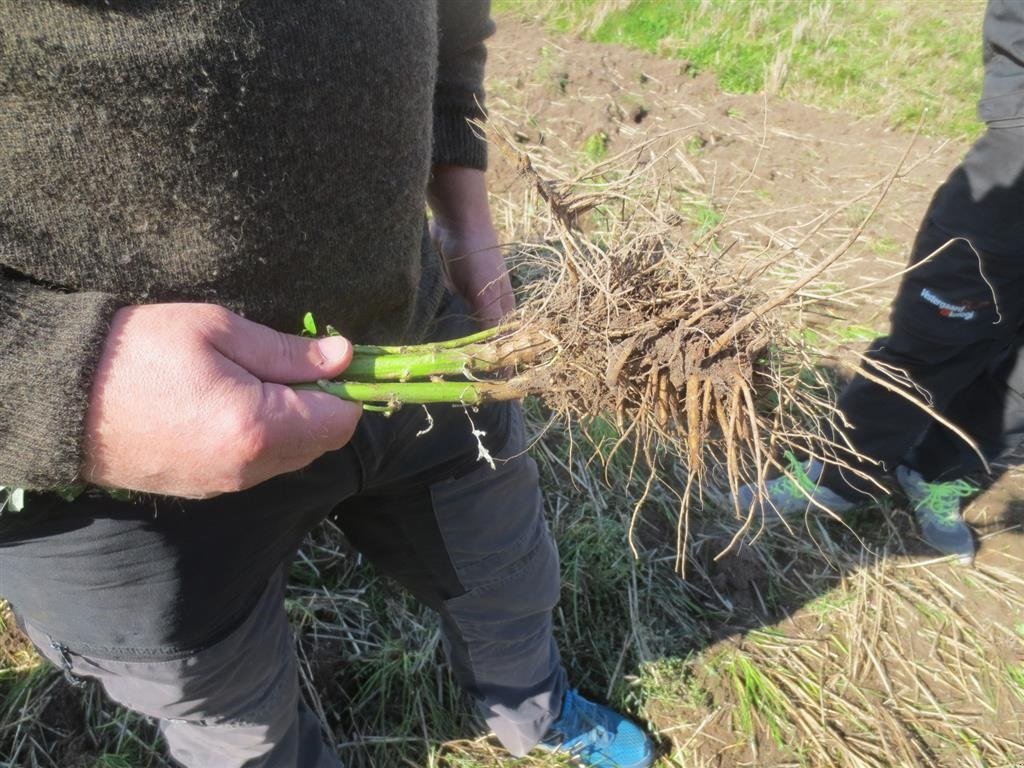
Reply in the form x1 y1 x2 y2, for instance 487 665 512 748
496 0 987 139
3 3 1023 768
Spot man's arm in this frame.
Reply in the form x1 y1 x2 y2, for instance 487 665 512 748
432 0 494 171
0 273 362 498
0 271 122 491
428 165 514 328
429 1 513 328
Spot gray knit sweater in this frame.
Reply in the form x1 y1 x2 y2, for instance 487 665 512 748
0 0 492 490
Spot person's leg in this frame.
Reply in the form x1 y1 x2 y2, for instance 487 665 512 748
22 566 340 768
819 128 1024 500
910 331 1024 479
745 132 1024 544
4 441 366 767
816 0 1024 497
334 291 653 765
335 401 565 756
745 1 1024 518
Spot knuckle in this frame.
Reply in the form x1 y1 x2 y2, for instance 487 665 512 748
195 303 232 332
273 330 302 370
220 403 268 467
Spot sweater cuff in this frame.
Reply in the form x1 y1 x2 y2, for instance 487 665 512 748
0 283 123 489
433 106 488 171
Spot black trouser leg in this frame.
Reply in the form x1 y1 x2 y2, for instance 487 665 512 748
908 333 1024 480
334 403 565 757
820 126 1024 500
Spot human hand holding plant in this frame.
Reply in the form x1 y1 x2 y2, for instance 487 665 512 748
81 303 362 499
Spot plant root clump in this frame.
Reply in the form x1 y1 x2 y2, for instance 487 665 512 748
513 220 766 478
317 131 904 567
487 133 834 568
486 121 921 568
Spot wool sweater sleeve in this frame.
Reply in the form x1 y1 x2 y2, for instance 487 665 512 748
0 272 122 490
434 0 495 170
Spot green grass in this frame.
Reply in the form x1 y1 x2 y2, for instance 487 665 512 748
714 649 791 746
582 130 611 162
804 589 856 620
684 201 723 237
870 235 901 257
682 134 707 156
834 324 882 343
495 0 987 139
1007 663 1024 704
636 656 708 710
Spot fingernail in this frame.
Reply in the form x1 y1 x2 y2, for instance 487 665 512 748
316 335 350 363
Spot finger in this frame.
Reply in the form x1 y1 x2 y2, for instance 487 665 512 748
499 273 517 315
257 383 363 465
212 314 353 384
478 273 515 329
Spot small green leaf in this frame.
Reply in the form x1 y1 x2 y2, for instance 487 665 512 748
582 130 610 162
800 328 822 345
54 484 86 502
838 324 881 343
302 312 318 337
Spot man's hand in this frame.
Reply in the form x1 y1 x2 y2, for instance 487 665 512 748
428 165 514 328
81 303 363 498
431 217 514 328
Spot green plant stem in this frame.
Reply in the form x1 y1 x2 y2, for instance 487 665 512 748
294 326 547 408
345 327 551 382
307 380 482 405
345 347 498 382
300 378 527 407
352 327 501 356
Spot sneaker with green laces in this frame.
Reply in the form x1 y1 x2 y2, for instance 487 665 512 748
736 453 856 521
895 465 976 564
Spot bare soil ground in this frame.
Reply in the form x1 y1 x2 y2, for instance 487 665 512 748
487 16 964 294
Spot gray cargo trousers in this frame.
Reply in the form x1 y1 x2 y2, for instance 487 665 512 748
20 308 566 766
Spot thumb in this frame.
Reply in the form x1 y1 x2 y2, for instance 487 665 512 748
213 314 354 384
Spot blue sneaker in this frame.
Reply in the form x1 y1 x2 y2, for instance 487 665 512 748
536 689 655 767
